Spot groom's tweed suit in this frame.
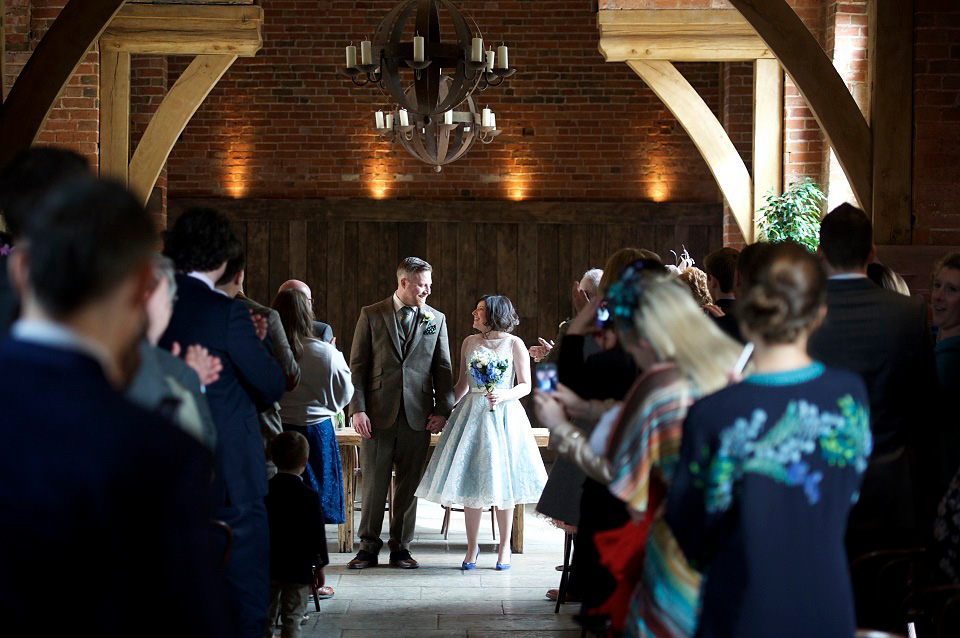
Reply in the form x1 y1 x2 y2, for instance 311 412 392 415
349 297 455 553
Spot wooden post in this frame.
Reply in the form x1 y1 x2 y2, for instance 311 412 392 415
869 0 913 244
753 59 784 241
338 442 355 553
628 60 755 243
1 0 6 103
99 51 130 184
511 504 524 554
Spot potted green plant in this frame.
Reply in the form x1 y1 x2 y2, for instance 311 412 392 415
756 178 826 252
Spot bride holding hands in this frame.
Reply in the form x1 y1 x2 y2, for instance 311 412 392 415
416 295 547 570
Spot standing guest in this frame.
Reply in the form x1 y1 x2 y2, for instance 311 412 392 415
0 147 89 337
866 262 911 296
417 295 547 569
808 204 937 555
278 279 335 344
264 431 329 638
347 257 455 569
161 207 286 638
0 178 229 636
667 242 872 638
529 268 603 363
703 247 742 342
931 253 960 392
272 288 353 530
217 253 301 478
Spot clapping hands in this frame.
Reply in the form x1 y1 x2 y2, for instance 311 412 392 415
249 309 268 340
171 342 223 386
528 338 554 362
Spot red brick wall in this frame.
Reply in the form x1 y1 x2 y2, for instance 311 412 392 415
720 61 752 248
913 1 960 246
130 55 169 228
164 0 722 203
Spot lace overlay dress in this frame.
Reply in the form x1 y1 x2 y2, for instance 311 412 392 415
416 336 547 510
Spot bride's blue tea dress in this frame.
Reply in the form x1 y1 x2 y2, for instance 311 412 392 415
416 336 547 510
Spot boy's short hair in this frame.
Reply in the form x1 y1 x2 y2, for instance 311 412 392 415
271 431 309 472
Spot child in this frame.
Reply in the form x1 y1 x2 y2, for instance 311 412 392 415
264 431 330 638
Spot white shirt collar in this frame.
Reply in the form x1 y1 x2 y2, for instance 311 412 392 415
12 318 114 376
187 271 217 291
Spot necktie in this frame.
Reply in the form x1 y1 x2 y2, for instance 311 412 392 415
399 306 415 341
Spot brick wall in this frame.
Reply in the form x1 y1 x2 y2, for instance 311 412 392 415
164 0 722 204
130 55 169 228
720 61 752 248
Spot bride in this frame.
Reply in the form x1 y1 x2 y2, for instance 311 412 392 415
416 294 547 570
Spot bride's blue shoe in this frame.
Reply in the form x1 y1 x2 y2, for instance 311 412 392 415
496 550 512 571
461 549 480 570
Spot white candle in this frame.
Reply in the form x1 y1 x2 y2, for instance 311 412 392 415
471 37 483 62
346 45 357 68
485 49 495 71
482 107 492 127
490 112 497 129
413 34 425 62
443 110 453 125
497 45 508 69
399 109 409 126
385 113 394 129
375 110 385 129
361 40 373 65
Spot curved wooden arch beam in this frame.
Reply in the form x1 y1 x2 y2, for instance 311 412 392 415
726 0 872 214
0 0 127 166
628 60 755 244
128 54 236 205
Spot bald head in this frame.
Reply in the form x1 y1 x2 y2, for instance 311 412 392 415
278 279 312 302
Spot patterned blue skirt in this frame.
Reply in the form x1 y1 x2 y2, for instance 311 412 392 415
281 418 345 524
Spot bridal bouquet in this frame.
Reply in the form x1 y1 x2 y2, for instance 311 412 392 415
469 351 510 412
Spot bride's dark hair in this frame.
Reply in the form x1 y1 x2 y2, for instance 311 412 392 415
479 294 520 333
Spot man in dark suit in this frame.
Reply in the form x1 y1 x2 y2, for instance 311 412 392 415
704 246 742 342
0 178 228 636
278 279 335 343
161 208 286 638
808 204 937 556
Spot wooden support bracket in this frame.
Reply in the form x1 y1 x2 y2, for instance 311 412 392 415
101 4 263 56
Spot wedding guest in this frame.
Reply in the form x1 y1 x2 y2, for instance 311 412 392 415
667 241 872 638
529 268 603 363
279 279 334 343
808 204 936 555
536 262 740 636
273 288 353 532
677 265 712 306
417 295 546 569
0 147 89 336
0 177 228 636
932 252 960 392
866 262 911 296
162 207 286 638
703 247 741 342
264 431 329 638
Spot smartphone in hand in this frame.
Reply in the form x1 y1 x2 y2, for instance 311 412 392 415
536 363 559 392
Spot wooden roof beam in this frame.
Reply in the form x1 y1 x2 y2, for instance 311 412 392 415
101 4 263 56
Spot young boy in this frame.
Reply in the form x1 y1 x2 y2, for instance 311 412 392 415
264 431 329 638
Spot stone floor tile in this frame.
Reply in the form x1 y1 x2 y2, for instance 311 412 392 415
501 600 576 615
420 587 551 601
438 614 578 631
332 585 422 600
349 599 504 615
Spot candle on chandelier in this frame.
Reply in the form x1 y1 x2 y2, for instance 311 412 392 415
346 44 357 68
482 107 492 128
413 34 425 62
385 113 394 129
375 110 385 129
471 37 483 62
361 40 373 65
497 44 508 69
485 49 495 72
490 112 497 129
399 109 409 126
443 110 454 125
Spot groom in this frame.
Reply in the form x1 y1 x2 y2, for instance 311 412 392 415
348 257 455 569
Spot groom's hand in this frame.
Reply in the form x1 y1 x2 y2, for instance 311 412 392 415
426 415 447 433
352 412 372 439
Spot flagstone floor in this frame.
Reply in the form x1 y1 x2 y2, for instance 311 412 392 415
300 501 581 637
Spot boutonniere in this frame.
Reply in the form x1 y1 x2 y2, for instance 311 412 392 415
422 311 438 334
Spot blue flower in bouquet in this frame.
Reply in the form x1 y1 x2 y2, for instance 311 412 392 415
469 351 510 394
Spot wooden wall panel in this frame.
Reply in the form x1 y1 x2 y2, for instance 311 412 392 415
169 198 722 373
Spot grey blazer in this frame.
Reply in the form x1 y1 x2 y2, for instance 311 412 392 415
348 297 455 431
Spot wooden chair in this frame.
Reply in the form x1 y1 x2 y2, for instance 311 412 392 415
439 505 496 540
555 531 575 613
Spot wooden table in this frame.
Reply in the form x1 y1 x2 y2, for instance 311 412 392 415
336 427 551 554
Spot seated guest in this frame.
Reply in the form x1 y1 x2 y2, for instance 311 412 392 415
278 279 334 343
0 147 89 336
808 204 937 554
866 262 911 296
667 242 872 638
127 254 219 448
272 288 353 530
703 246 741 342
162 207 286 638
0 178 228 636
265 431 330 638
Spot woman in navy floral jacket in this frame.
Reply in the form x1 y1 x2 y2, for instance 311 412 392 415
666 242 872 638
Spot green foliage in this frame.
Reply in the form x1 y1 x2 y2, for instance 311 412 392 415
756 179 826 252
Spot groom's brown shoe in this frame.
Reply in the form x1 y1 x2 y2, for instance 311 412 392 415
347 550 378 569
389 549 419 569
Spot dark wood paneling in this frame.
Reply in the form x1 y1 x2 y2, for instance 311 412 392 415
169 198 722 366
